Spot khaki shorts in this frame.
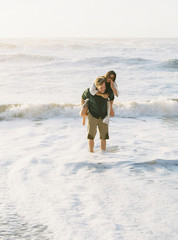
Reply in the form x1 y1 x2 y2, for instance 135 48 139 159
87 112 109 140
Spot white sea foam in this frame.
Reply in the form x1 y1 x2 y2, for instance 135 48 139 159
2 118 177 240
0 103 79 120
114 98 178 118
0 38 178 240
0 99 177 120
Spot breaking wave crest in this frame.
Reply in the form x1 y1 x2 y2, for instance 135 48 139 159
0 103 80 120
0 99 178 121
114 98 178 118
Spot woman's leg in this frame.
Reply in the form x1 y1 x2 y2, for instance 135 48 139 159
80 106 88 117
80 100 89 125
110 101 114 117
80 106 88 125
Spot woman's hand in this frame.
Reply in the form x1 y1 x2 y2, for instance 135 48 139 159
110 80 114 88
110 80 118 97
96 92 109 99
101 93 109 99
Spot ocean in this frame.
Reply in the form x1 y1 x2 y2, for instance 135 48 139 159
0 38 178 240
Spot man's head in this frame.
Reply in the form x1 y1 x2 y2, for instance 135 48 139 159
95 76 106 93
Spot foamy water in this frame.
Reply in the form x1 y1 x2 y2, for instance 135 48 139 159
0 38 178 240
0 98 178 120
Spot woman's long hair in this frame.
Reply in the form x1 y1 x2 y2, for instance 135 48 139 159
104 70 116 82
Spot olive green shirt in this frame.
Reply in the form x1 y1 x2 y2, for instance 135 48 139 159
82 88 114 119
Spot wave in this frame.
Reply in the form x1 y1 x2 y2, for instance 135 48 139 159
122 57 151 65
74 56 178 71
1 52 177 71
75 56 178 70
0 103 79 120
0 99 178 121
0 53 54 63
0 54 147 66
74 56 151 67
0 42 16 49
161 59 178 70
114 98 178 118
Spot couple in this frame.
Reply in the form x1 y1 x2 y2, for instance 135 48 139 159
80 71 118 152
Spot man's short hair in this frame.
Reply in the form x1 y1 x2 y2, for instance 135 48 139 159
95 76 106 87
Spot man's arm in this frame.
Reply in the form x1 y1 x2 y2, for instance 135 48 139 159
81 98 85 106
81 88 89 106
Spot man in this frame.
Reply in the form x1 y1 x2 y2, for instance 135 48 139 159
81 76 114 152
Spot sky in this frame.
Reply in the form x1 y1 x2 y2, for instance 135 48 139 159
0 0 178 38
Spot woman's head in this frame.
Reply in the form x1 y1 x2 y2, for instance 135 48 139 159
105 70 116 83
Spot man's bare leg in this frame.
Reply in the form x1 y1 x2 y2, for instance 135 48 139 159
100 139 106 151
89 139 94 152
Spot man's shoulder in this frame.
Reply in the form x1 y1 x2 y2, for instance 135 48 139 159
82 88 91 99
84 88 92 94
